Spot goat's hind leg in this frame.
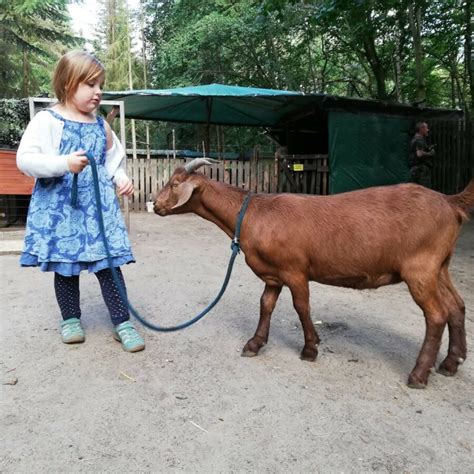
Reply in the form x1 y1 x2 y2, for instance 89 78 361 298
242 283 282 357
405 273 448 388
288 278 320 361
437 268 466 376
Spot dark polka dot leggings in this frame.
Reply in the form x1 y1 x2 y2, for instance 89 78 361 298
54 268 130 326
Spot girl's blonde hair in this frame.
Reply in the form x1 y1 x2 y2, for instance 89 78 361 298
53 50 105 103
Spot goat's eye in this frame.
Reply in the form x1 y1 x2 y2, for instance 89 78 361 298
172 183 179 188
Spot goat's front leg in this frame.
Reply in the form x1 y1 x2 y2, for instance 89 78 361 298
288 277 319 361
242 283 282 357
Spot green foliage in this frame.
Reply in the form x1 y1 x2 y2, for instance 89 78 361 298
257 0 471 108
0 0 81 98
138 0 471 152
0 99 29 148
3 0 469 154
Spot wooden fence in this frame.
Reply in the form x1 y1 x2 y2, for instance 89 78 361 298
278 154 329 195
126 157 279 212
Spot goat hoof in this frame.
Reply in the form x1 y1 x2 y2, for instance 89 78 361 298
300 348 318 362
241 349 258 358
407 380 427 389
407 373 427 389
437 366 455 377
437 358 459 377
242 338 266 357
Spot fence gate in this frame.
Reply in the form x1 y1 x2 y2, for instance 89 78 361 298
278 154 329 195
430 119 473 195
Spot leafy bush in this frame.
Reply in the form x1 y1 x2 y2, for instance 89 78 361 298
0 99 30 149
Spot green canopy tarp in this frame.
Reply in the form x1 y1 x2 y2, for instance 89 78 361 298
102 83 302 127
102 83 460 127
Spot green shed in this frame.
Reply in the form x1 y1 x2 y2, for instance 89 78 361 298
102 84 467 194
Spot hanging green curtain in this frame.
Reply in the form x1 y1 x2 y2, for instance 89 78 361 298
329 111 412 194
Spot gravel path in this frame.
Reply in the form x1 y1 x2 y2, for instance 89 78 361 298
1 213 473 472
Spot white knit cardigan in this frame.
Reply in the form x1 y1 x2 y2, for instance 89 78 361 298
16 109 128 185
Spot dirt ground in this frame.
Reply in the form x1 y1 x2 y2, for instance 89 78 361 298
1 212 473 473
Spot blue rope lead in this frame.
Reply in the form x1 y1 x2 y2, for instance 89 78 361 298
71 174 78 208
77 153 251 332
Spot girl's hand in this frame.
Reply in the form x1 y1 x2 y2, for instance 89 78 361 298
117 176 134 197
106 106 120 125
67 151 89 174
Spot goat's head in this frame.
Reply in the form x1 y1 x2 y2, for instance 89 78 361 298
154 157 219 216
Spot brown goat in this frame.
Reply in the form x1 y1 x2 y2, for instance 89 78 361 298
154 158 474 388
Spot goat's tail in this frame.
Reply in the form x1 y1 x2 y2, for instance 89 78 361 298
447 178 474 223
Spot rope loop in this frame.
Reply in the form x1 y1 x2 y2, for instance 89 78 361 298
74 154 251 332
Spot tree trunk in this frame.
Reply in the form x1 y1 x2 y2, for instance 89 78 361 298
464 0 473 111
22 49 29 98
464 0 473 178
408 2 426 105
126 2 137 160
394 32 402 102
362 36 387 100
140 6 150 159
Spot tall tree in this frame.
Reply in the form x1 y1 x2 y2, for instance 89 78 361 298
93 0 148 152
0 0 79 98
407 1 425 104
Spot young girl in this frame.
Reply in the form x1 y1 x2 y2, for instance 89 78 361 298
17 50 145 352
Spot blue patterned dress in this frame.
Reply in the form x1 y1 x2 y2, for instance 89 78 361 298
20 110 135 276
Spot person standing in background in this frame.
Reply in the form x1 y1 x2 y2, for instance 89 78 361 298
409 121 435 188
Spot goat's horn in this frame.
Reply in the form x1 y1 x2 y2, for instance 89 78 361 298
184 157 220 174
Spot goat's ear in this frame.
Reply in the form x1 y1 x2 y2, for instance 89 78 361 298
171 181 196 209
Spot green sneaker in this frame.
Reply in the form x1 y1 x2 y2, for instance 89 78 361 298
113 321 145 352
61 318 85 344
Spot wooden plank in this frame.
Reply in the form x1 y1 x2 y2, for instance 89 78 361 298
0 150 35 195
238 160 244 188
163 157 170 187
322 163 326 194
284 154 328 160
224 160 230 184
231 161 237 187
156 159 163 190
310 159 317 194
243 162 250 190
146 159 152 203
139 158 146 211
132 159 139 211
302 159 308 194
153 159 159 191
0 184 32 195
263 166 269 193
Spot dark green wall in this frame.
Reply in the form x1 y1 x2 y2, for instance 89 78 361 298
328 111 412 194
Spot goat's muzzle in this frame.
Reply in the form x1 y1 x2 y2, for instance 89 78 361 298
153 202 168 216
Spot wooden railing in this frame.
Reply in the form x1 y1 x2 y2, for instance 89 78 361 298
278 154 329 195
126 157 279 212
126 153 332 212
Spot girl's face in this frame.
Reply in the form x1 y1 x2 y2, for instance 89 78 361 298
69 74 105 114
